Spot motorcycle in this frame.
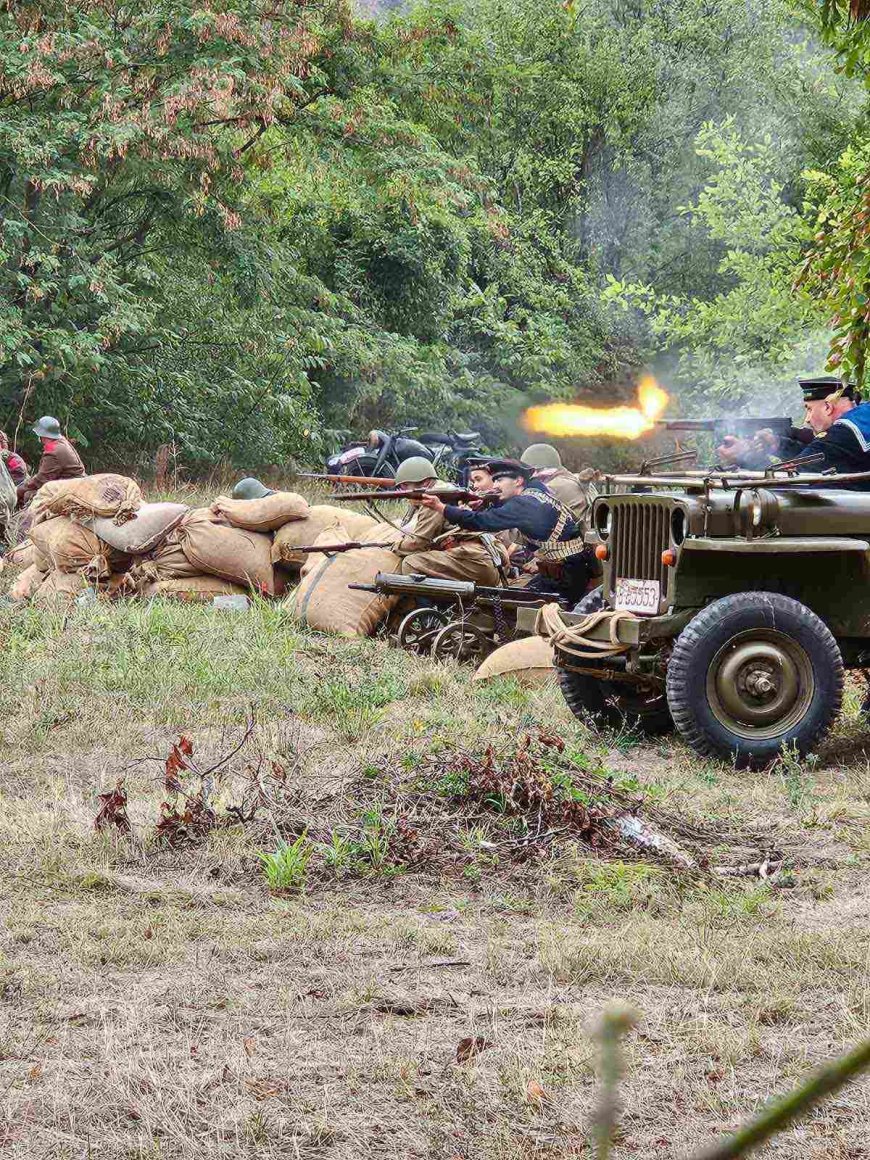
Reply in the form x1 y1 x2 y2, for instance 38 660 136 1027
418 429 485 485
324 427 434 479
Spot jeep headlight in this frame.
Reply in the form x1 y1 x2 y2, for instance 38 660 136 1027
739 488 779 535
595 503 612 540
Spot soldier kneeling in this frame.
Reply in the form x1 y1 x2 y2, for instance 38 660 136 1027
393 457 505 586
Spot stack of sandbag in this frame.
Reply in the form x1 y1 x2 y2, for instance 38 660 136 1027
287 522 403 637
272 504 378 571
176 508 276 595
30 473 142 527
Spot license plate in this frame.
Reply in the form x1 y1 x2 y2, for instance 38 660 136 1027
614 578 660 616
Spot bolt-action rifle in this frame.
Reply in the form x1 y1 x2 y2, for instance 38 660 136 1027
296 540 398 554
296 473 398 487
334 487 498 505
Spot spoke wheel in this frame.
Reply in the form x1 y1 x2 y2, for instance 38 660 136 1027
396 607 449 655
431 620 490 663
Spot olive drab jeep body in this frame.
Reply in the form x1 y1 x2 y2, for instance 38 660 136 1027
526 470 870 767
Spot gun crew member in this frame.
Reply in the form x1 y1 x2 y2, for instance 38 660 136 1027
717 376 870 485
17 415 86 506
420 458 596 603
393 457 506 585
520 443 598 523
0 431 27 487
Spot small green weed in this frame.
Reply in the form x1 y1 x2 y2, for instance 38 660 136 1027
257 833 312 892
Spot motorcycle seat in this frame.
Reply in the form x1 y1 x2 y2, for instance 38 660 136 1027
454 432 481 444
420 432 452 445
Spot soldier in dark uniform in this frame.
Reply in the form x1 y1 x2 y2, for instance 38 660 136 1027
419 458 596 602
717 376 870 484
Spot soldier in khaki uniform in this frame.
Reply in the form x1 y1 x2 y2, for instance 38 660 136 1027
17 416 86 506
393 457 506 585
520 443 597 524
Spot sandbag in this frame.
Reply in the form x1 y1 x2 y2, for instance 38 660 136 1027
472 637 555 685
179 519 275 594
30 516 113 576
210 491 309 532
288 523 402 637
144 576 248 602
33 569 89 607
6 540 36 569
88 502 188 554
271 505 378 569
10 563 44 601
30 474 142 525
123 532 202 591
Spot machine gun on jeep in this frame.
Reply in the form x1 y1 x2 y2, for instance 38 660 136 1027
521 466 870 768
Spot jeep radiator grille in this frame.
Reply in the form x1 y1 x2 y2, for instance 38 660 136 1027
610 501 671 592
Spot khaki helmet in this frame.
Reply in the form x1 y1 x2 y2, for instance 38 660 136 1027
231 477 274 500
394 456 437 485
521 443 562 469
32 416 62 439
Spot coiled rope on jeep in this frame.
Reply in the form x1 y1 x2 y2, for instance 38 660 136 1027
535 602 638 660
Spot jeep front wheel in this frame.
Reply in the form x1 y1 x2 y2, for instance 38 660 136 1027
666 593 843 769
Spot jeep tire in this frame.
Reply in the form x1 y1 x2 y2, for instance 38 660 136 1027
558 668 673 736
666 592 843 769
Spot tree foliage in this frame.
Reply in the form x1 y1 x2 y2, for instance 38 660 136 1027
0 0 862 469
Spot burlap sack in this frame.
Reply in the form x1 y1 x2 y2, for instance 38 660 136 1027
30 516 113 576
31 474 142 525
33 569 88 607
288 523 401 637
271 505 379 569
144 576 248 602
472 637 555 685
123 531 202 591
180 519 275 594
88 502 188 554
9 563 44 601
210 491 309 532
5 540 36 569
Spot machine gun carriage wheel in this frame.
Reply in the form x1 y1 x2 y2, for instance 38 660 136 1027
431 619 491 664
396 607 450 655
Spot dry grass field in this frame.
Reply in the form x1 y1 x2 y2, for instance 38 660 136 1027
1 492 869 1158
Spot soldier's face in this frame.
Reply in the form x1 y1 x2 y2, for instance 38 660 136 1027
493 476 523 500
469 469 493 493
804 400 835 433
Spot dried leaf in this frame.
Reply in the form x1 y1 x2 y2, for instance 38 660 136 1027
526 1079 550 1106
455 1035 491 1063
94 779 131 834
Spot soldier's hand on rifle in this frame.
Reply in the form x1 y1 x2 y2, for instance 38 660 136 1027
420 494 446 515
716 434 752 466
752 428 780 453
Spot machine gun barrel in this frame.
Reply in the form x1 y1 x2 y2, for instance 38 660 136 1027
333 487 478 503
296 473 398 487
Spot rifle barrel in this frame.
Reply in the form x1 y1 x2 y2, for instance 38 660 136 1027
297 473 397 487
334 488 475 503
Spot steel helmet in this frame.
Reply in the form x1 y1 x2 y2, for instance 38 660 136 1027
394 457 438 485
521 443 562 469
231 477 274 500
32 416 62 439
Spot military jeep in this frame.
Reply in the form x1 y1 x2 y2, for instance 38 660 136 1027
528 469 870 768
